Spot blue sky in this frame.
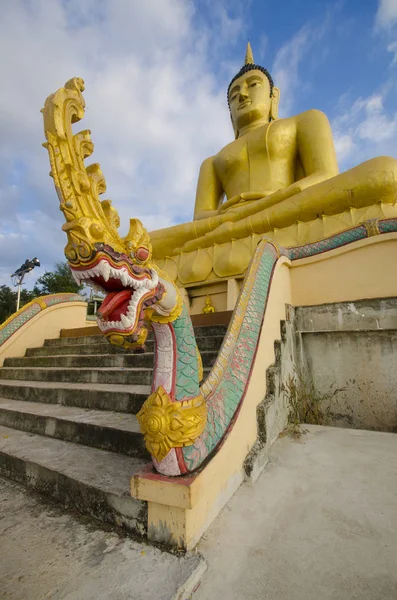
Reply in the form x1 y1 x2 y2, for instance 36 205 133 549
1 0 397 290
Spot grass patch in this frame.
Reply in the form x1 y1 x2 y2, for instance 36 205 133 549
281 369 345 438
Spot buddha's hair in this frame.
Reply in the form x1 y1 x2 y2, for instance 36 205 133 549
227 64 274 108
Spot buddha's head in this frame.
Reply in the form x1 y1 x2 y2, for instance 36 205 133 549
228 43 280 138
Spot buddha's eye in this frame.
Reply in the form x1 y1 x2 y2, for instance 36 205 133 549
249 82 258 88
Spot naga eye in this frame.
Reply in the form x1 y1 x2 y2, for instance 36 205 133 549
135 246 150 263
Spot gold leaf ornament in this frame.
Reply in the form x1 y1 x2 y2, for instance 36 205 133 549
42 77 127 262
137 386 207 462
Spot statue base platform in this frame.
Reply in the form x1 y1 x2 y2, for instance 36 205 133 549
154 202 397 314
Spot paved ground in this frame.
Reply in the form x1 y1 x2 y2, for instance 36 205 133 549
1 426 396 600
0 478 205 600
195 425 397 600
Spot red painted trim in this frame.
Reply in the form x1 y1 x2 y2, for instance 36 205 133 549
175 448 188 474
134 462 198 485
169 323 177 400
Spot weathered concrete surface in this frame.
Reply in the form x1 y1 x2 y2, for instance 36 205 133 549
244 318 296 481
3 349 217 368
295 297 397 332
294 298 397 431
26 334 224 356
0 399 148 457
0 425 148 535
195 426 397 600
300 330 397 431
0 380 151 413
0 477 206 600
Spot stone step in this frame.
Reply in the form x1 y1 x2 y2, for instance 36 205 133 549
0 366 211 386
0 425 148 535
0 399 147 457
26 334 225 357
0 367 153 385
45 325 228 347
5 350 218 369
0 381 150 413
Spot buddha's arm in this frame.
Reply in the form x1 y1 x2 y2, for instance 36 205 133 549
193 157 224 220
294 109 339 188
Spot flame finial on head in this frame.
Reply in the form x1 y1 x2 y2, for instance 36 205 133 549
245 42 254 65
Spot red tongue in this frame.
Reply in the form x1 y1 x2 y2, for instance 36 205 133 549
97 290 132 319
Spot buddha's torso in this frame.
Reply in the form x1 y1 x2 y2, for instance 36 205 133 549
213 115 299 199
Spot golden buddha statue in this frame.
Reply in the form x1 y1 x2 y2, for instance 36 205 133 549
150 43 397 286
202 295 215 314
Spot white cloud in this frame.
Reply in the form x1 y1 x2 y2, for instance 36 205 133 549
375 0 397 30
0 0 245 287
333 134 356 162
387 40 397 63
332 92 397 168
375 0 397 64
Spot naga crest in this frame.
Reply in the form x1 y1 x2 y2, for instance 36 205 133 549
42 78 173 348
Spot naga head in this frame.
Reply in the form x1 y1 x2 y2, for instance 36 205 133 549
68 217 167 349
42 78 179 349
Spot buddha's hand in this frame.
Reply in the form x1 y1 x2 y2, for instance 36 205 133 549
253 186 302 211
219 192 273 213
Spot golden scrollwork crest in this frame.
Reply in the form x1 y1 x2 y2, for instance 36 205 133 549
42 78 152 266
137 386 207 462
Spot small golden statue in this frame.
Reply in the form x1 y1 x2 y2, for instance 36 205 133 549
202 295 215 314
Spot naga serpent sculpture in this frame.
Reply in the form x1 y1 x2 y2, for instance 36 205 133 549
42 78 397 476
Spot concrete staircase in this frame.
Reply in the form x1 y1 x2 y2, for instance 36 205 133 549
0 325 226 537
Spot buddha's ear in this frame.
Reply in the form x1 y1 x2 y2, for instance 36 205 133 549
269 86 280 121
230 113 239 139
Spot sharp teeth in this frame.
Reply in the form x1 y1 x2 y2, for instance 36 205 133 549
71 270 81 285
121 270 129 287
101 261 110 282
121 314 131 329
146 269 158 290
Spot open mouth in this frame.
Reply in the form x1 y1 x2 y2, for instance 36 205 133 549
71 258 162 335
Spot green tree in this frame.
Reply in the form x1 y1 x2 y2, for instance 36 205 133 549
0 285 35 323
32 262 84 296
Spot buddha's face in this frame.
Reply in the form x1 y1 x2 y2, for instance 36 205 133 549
229 70 272 131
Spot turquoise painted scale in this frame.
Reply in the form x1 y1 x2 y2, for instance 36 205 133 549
180 241 278 471
172 305 201 401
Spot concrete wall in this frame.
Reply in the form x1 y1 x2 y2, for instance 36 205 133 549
294 299 397 432
295 297 397 332
290 234 397 307
244 313 297 481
